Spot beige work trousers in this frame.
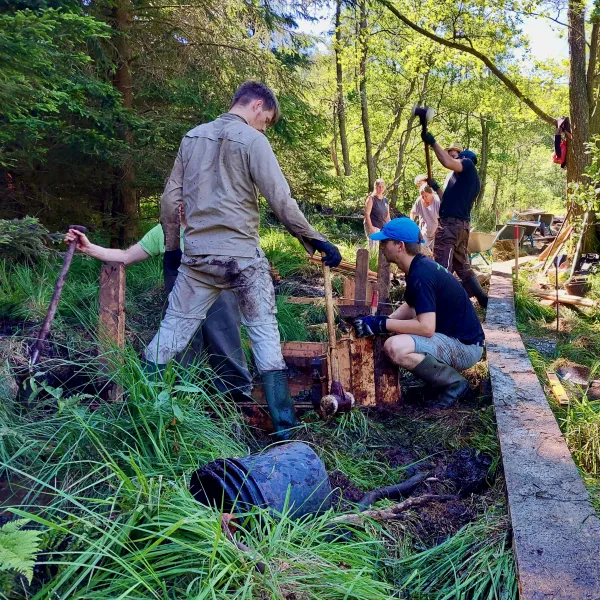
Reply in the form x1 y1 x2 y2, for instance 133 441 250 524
145 248 286 373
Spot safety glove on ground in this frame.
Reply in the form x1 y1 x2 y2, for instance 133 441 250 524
421 131 436 146
310 239 342 268
353 315 388 337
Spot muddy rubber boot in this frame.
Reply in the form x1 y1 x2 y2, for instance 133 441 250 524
261 370 298 440
412 355 470 408
141 358 167 382
463 275 488 309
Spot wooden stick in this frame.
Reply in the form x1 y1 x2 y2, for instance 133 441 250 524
330 494 456 526
514 225 519 281
322 264 339 382
539 206 572 263
569 212 589 280
530 289 595 308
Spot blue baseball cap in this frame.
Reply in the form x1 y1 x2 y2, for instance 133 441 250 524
458 149 477 164
370 217 424 243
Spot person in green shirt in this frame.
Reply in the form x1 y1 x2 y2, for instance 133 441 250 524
65 223 252 399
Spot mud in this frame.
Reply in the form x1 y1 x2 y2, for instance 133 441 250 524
445 448 493 495
328 470 365 509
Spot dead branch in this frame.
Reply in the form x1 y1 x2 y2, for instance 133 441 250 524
331 494 456 526
221 516 266 574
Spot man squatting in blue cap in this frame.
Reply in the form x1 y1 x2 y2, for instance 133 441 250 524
353 218 485 408
421 130 489 309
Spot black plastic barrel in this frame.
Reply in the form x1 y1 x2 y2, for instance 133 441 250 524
190 442 332 519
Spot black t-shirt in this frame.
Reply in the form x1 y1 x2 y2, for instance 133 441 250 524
404 254 484 345
439 158 481 221
368 195 389 229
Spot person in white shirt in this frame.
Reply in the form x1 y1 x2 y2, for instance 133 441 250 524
410 184 441 249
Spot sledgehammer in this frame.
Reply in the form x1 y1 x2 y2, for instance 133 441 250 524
30 225 88 365
320 264 355 416
412 105 435 181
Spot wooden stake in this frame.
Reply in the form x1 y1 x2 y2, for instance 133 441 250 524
514 225 519 281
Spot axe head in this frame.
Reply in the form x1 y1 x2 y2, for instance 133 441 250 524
412 105 435 129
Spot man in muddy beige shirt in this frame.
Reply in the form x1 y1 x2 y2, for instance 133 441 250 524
145 81 342 439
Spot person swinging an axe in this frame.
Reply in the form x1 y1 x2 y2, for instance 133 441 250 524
415 106 488 308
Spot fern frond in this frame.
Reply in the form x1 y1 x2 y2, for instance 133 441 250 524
0 519 42 584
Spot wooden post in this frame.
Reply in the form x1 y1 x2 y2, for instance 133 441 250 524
355 249 370 306
373 246 400 405
99 262 126 401
99 262 126 349
514 225 519 282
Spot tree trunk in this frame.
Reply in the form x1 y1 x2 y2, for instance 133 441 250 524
111 0 137 245
335 0 351 176
358 0 375 190
567 0 590 192
492 168 502 229
476 117 489 206
331 105 342 178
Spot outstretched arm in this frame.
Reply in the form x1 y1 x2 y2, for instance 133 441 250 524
64 229 150 266
431 142 463 172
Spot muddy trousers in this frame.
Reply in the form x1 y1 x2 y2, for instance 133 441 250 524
433 217 474 284
146 251 286 374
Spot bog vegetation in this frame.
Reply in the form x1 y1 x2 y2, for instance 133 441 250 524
0 0 593 595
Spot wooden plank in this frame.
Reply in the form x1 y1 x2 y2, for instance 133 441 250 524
308 256 378 282
377 244 391 305
341 278 355 305
484 263 600 599
547 371 569 405
326 338 352 392
539 212 572 262
281 341 327 368
373 337 400 405
98 262 126 349
543 227 572 275
284 296 327 305
530 289 595 308
355 249 370 304
349 334 376 406
374 245 399 405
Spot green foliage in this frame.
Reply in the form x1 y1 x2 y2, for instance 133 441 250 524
0 8 127 169
394 516 518 599
0 217 56 263
0 519 42 584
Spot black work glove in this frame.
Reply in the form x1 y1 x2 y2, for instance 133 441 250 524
353 315 388 337
421 131 436 146
427 178 440 192
163 249 182 277
310 238 342 268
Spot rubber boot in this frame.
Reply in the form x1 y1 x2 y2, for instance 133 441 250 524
141 358 167 382
463 275 488 308
261 370 298 440
411 355 470 408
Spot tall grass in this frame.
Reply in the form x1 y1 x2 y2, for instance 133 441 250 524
394 515 518 600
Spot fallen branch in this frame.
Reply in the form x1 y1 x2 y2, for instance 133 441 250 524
357 472 427 511
331 494 456 526
221 516 266 574
530 289 596 308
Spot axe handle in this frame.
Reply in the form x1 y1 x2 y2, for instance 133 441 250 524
425 143 433 181
322 264 340 382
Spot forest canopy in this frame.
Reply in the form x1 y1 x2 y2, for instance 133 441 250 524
0 0 572 242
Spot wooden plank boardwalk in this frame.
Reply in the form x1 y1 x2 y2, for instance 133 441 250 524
485 265 600 599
